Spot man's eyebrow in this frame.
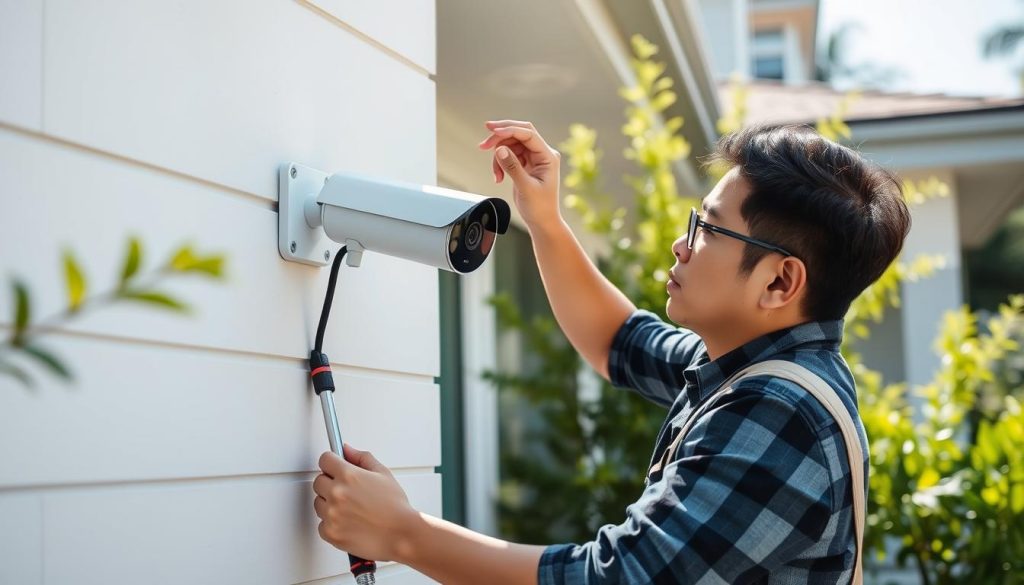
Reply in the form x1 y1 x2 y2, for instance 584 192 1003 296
701 201 720 220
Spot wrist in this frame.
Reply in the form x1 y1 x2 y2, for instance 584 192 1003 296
391 508 430 566
527 216 569 241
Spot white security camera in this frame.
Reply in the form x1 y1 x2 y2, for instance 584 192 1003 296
278 163 511 272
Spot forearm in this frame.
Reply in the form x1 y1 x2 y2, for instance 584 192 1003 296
528 218 636 380
394 511 546 585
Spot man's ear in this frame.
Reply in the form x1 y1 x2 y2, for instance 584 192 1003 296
760 256 806 311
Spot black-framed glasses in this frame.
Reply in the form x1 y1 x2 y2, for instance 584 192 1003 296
687 207 794 257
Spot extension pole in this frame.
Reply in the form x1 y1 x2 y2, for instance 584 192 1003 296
310 350 377 585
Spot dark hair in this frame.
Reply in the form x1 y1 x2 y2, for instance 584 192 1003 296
704 124 912 321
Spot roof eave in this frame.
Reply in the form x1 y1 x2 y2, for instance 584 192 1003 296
585 0 722 191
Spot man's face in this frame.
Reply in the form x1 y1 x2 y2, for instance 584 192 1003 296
666 167 761 335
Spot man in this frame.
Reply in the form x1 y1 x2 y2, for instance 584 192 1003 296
312 119 911 584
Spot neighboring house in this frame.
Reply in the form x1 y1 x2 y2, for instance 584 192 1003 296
437 2 1024 584
1 2 439 583
700 0 820 84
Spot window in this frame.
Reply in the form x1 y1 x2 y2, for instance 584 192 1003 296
752 28 786 80
753 56 785 79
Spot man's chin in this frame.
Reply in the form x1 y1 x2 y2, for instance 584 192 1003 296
666 302 687 327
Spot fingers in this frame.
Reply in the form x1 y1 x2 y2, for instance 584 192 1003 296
318 520 336 546
343 443 390 475
477 127 547 153
481 137 525 181
486 119 535 129
343 443 371 468
479 120 544 152
495 145 533 186
313 479 346 547
479 127 549 154
491 142 528 182
312 473 333 498
483 120 538 142
481 137 529 153
494 149 529 183
318 450 347 479
479 120 546 183
313 494 327 519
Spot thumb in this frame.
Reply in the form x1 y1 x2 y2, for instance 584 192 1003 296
343 443 389 474
496 146 529 185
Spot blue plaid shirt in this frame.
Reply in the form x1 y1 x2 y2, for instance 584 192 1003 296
537 309 867 584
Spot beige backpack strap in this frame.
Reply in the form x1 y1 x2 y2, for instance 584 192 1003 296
647 359 865 585
648 363 755 477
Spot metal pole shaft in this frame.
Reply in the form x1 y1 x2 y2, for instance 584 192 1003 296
320 390 344 456
319 389 376 585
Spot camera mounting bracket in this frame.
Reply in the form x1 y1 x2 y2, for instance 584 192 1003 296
278 162 333 267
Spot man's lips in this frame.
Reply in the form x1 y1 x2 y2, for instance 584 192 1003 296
667 272 682 291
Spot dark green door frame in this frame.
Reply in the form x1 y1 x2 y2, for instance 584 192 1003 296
437 269 466 525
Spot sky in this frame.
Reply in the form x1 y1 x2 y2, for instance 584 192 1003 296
817 0 1023 98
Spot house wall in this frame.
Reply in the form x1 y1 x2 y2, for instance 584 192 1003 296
899 169 964 388
696 0 750 79
0 1 440 583
749 1 816 81
853 302 906 387
851 167 964 441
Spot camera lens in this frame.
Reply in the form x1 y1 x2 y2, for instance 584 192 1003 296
448 202 498 273
465 222 483 250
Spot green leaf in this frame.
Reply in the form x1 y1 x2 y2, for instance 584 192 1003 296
189 257 224 278
20 344 72 380
119 237 143 287
617 86 646 104
11 279 30 345
1011 483 1024 514
119 290 189 312
167 246 224 278
63 249 87 312
918 467 940 489
0 358 34 388
650 90 677 112
630 34 658 60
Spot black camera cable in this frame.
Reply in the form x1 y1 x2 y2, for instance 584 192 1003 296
309 245 377 585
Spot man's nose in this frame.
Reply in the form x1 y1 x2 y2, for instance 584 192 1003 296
672 235 690 263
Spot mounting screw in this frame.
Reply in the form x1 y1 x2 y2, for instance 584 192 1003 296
290 167 297 179
290 241 297 253
324 250 331 261
324 177 329 184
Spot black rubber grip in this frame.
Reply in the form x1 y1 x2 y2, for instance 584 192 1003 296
350 555 377 576
309 350 335 395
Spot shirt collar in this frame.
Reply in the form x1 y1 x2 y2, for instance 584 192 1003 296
681 319 844 403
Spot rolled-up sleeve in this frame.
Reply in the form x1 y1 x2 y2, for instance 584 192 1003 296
537 387 834 584
606 309 703 408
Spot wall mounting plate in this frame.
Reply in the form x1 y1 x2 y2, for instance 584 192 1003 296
278 162 332 266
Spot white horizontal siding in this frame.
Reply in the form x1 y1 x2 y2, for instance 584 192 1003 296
0 0 42 129
0 473 440 584
40 0 436 200
0 335 439 487
0 0 441 582
305 0 436 74
299 567 436 585
0 129 439 378
0 494 42 584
